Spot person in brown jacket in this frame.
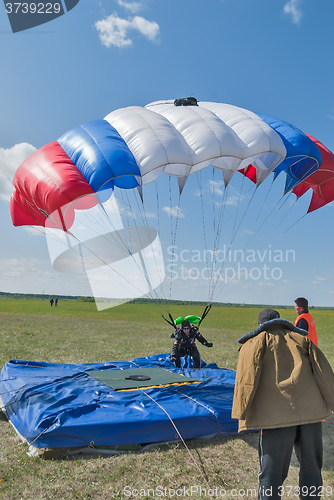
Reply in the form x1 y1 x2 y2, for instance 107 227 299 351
232 308 334 500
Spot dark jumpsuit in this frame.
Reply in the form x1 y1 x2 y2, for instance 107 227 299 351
171 327 210 368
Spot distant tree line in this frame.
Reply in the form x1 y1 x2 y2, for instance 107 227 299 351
0 292 332 309
0 291 78 301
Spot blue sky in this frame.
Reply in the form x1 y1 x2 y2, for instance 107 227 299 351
0 0 333 307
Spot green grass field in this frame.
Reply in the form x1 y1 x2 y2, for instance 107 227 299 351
0 300 333 499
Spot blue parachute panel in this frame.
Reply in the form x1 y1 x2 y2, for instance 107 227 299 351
58 120 141 194
257 114 321 192
0 354 238 454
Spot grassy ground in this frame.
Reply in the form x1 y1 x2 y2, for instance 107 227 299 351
0 300 333 499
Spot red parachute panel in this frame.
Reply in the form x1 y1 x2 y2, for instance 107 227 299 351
11 141 95 229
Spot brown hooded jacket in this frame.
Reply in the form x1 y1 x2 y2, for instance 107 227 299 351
232 319 334 433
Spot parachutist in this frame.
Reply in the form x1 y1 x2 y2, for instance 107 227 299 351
171 320 213 369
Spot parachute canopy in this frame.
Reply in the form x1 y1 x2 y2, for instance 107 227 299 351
9 98 334 307
10 99 333 233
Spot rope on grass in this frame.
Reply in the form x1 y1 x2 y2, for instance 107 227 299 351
140 389 211 488
0 421 55 481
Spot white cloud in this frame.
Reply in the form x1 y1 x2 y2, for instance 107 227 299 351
95 13 160 48
117 1 143 14
0 256 91 295
209 180 224 196
0 257 54 282
162 206 185 218
283 0 303 25
0 143 36 202
143 211 156 219
225 193 245 206
312 275 330 285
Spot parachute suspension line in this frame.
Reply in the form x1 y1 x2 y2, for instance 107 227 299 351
170 178 182 248
210 177 305 303
168 175 175 302
230 182 288 262
155 179 161 239
25 225 85 276
231 176 277 267
82 201 110 234
209 179 276 302
29 215 153 300
210 180 259 303
215 182 306 303
255 176 275 223
196 171 210 281
140 389 211 489
151 178 174 321
68 233 152 298
194 173 216 322
230 174 246 242
121 189 167 318
278 192 293 210
167 176 181 303
276 195 298 228
79 200 138 279
113 181 166 321
208 181 229 303
283 213 307 234
210 168 216 237
242 196 307 275
130 187 170 319
246 197 300 260
79 194 144 271
99 188 160 301
153 177 172 310
129 190 161 299
261 195 306 248
239 189 293 258
135 188 166 299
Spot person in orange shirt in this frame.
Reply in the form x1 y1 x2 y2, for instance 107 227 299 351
294 297 318 346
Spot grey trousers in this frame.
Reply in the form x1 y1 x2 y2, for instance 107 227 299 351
258 423 323 500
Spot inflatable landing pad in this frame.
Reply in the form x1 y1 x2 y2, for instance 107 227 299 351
0 353 238 457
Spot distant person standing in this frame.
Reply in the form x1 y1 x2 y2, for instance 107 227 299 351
294 297 318 346
55 297 58 307
50 298 54 307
